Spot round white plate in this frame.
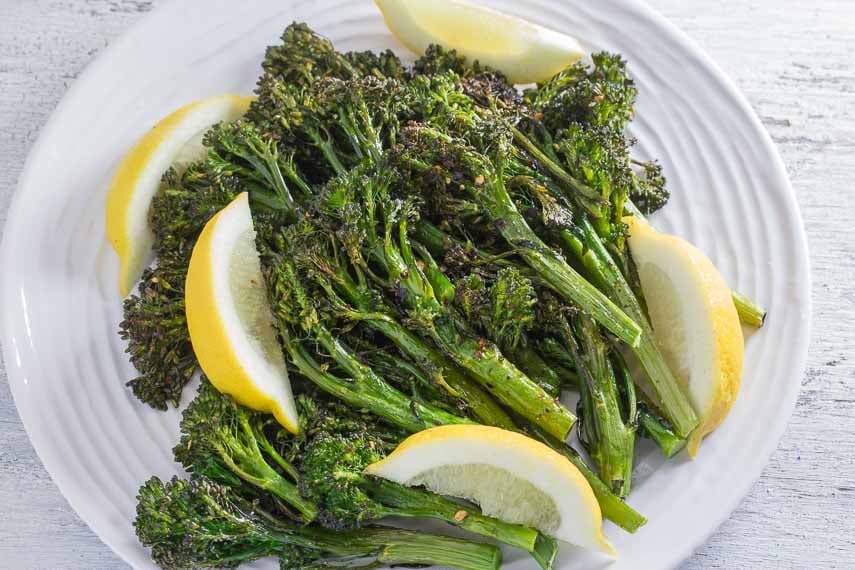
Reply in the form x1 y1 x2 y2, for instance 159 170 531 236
0 0 810 568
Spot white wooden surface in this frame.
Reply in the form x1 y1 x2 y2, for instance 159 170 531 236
1 0 853 568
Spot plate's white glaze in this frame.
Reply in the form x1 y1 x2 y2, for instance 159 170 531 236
0 0 809 568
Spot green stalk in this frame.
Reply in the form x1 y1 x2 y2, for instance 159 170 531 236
363 532 502 570
358 316 517 430
511 126 603 204
306 128 348 176
279 154 312 197
280 327 472 433
412 241 457 304
314 326 475 431
431 316 576 441
413 218 457 257
252 422 300 481
469 169 642 348
531 534 560 570
327 270 517 430
286 526 502 570
218 451 316 521
357 203 576 440
564 314 636 497
638 408 686 458
731 289 767 328
559 221 698 438
215 418 317 521
367 478 540 553
507 345 563 397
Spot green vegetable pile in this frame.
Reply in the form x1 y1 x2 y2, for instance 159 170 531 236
125 23 765 569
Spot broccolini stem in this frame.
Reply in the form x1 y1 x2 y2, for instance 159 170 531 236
356 314 518 430
559 221 699 438
430 316 576 441
564 314 636 498
353 530 502 570
638 408 687 458
322 331 472 429
412 218 451 256
278 525 502 570
216 417 317 521
562 446 646 532
366 478 540 553
306 128 348 176
531 534 560 570
252 422 300 481
411 241 456 305
329 271 517 430
731 289 767 328
281 328 473 433
263 475 318 521
264 157 295 212
279 156 313 197
510 126 604 205
506 345 564 397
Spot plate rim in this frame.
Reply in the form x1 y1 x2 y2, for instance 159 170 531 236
0 0 811 568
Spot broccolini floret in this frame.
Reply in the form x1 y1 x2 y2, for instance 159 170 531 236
413 44 487 78
629 158 670 214
552 122 633 241
260 22 357 88
527 52 637 132
174 379 317 521
344 48 410 80
203 120 309 217
119 258 195 410
135 476 502 570
455 267 537 353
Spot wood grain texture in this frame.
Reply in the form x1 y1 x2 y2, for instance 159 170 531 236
0 0 853 568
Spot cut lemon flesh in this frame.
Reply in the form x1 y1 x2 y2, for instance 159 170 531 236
185 192 298 433
625 216 744 456
375 0 585 84
106 94 253 296
366 425 613 555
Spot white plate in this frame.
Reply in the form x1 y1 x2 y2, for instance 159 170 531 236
0 0 810 568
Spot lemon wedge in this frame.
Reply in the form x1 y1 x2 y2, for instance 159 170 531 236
106 95 253 296
185 192 298 433
366 425 614 555
374 0 585 84
625 216 744 456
